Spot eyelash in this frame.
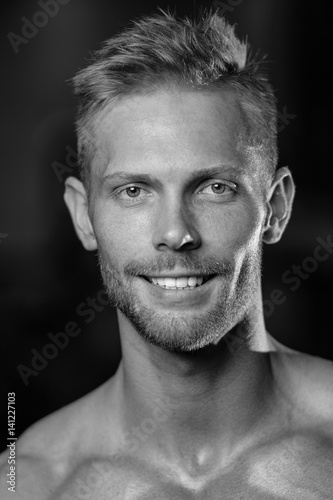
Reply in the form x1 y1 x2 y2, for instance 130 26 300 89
113 181 237 201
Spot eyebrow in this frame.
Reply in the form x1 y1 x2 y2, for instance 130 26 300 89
101 165 243 186
102 171 161 186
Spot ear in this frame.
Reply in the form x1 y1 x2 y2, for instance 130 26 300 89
63 176 97 251
262 166 295 244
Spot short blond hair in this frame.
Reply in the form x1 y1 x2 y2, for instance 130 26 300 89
72 8 278 192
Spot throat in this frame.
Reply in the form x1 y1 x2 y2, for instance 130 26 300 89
118 341 273 452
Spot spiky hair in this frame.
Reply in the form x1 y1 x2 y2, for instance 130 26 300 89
72 8 278 192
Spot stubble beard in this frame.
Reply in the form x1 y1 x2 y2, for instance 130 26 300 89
98 248 262 353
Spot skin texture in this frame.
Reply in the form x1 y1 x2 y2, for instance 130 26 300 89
1 89 333 500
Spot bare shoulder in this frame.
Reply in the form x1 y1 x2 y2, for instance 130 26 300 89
271 348 333 432
0 383 109 499
0 449 57 499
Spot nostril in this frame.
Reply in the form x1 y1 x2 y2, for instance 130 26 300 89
179 234 194 247
153 220 201 252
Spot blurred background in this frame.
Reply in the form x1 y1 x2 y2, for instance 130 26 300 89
1 0 332 450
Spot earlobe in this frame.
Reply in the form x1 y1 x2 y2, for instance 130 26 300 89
262 167 295 245
63 176 98 251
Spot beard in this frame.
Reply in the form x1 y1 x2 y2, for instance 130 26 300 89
98 247 262 353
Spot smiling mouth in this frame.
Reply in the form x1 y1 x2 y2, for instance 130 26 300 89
141 275 215 290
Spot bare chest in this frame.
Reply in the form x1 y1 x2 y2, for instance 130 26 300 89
51 443 333 500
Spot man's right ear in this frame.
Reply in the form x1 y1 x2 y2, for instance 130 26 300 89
63 176 97 251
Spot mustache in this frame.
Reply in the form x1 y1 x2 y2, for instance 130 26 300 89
123 254 233 277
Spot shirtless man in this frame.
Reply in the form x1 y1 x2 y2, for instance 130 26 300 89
1 9 333 500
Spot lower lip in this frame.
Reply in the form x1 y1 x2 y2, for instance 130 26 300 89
138 276 218 308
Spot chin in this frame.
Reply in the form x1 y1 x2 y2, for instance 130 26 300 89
119 301 242 353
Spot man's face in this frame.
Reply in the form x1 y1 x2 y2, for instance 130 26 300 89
88 89 268 352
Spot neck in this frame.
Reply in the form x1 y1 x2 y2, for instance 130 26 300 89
109 299 278 472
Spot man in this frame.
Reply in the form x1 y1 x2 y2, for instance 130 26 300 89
1 8 333 499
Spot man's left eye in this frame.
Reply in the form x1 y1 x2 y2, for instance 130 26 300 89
199 182 236 195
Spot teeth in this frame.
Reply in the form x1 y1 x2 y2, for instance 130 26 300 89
164 277 176 287
188 277 197 287
176 277 188 287
148 276 205 289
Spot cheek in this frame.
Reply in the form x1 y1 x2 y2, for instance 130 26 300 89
203 205 263 258
91 204 150 263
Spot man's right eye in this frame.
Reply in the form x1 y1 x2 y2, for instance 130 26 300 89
113 185 152 201
123 186 142 198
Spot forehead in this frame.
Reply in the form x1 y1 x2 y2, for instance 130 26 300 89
90 88 252 182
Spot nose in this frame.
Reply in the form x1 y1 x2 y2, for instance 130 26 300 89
152 199 201 251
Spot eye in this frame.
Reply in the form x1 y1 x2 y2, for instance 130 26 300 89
124 186 141 198
199 181 236 196
113 184 152 202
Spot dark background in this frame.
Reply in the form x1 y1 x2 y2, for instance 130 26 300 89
1 0 332 451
